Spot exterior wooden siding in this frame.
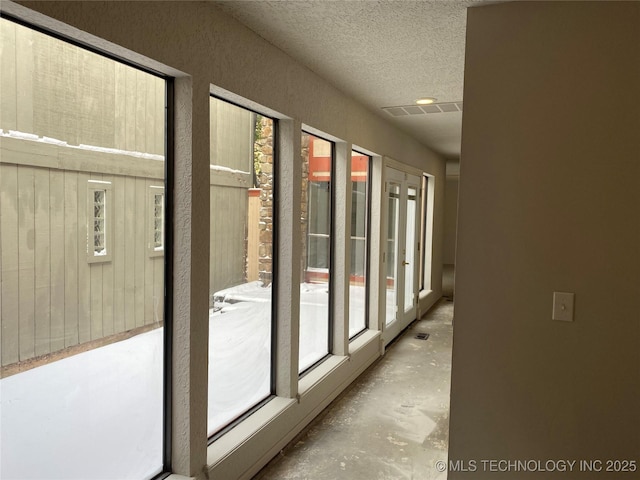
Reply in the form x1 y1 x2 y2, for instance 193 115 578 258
209 97 254 300
0 19 164 156
0 140 164 369
1 20 270 365
209 185 248 297
0 19 166 370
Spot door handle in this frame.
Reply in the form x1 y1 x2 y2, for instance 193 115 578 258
402 261 410 266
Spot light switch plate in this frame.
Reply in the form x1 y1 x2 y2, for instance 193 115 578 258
552 292 574 322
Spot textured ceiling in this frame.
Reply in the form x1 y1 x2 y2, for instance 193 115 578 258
213 0 494 160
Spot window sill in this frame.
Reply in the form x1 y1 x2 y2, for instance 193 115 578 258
87 255 112 264
164 474 193 480
298 354 349 396
205 332 381 479
419 288 433 301
207 396 297 467
349 329 380 355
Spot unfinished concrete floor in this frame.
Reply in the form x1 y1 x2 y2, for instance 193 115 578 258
254 299 453 480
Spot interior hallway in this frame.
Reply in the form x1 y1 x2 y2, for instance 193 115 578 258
254 299 454 480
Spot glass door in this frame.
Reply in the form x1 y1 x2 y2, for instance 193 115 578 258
401 185 420 323
384 168 420 344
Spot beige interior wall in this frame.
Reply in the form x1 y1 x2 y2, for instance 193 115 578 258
449 2 639 478
444 175 458 266
442 171 458 298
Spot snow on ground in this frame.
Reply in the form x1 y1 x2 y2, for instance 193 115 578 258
0 282 387 479
208 281 339 436
0 329 164 480
208 300 271 435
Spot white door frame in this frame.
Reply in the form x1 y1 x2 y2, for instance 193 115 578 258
382 165 421 346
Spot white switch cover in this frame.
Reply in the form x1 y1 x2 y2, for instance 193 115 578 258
552 292 574 322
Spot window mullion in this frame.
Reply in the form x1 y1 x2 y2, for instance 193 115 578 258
275 118 302 397
331 142 351 356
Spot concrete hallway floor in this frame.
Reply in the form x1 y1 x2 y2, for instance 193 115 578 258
254 299 454 480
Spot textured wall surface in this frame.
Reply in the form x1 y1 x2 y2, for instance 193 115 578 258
215 0 482 159
443 175 458 266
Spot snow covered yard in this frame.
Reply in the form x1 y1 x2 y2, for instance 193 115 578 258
0 282 376 479
0 328 164 480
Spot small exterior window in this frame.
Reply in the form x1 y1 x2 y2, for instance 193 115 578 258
149 186 165 256
94 190 106 253
153 194 164 248
87 180 113 263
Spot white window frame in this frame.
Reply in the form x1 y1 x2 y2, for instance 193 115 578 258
87 180 113 264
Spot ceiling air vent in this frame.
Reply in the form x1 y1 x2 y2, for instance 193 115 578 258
382 101 463 117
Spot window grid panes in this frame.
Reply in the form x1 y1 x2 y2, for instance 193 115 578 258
153 193 164 249
93 190 106 254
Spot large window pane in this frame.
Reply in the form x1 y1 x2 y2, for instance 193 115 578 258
349 151 370 338
404 187 417 312
300 132 333 372
208 97 274 436
0 19 166 479
386 184 400 325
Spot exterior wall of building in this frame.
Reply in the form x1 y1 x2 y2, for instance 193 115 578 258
0 19 164 155
0 139 165 371
209 101 274 302
0 19 165 371
255 116 274 285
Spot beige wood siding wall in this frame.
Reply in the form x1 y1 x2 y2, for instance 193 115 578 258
0 141 164 368
1 19 164 155
209 186 248 298
208 98 254 301
0 18 165 368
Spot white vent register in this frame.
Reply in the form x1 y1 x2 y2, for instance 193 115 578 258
382 101 463 117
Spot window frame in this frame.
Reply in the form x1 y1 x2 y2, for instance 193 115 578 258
348 150 372 340
299 131 335 376
0 14 175 478
207 95 279 441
